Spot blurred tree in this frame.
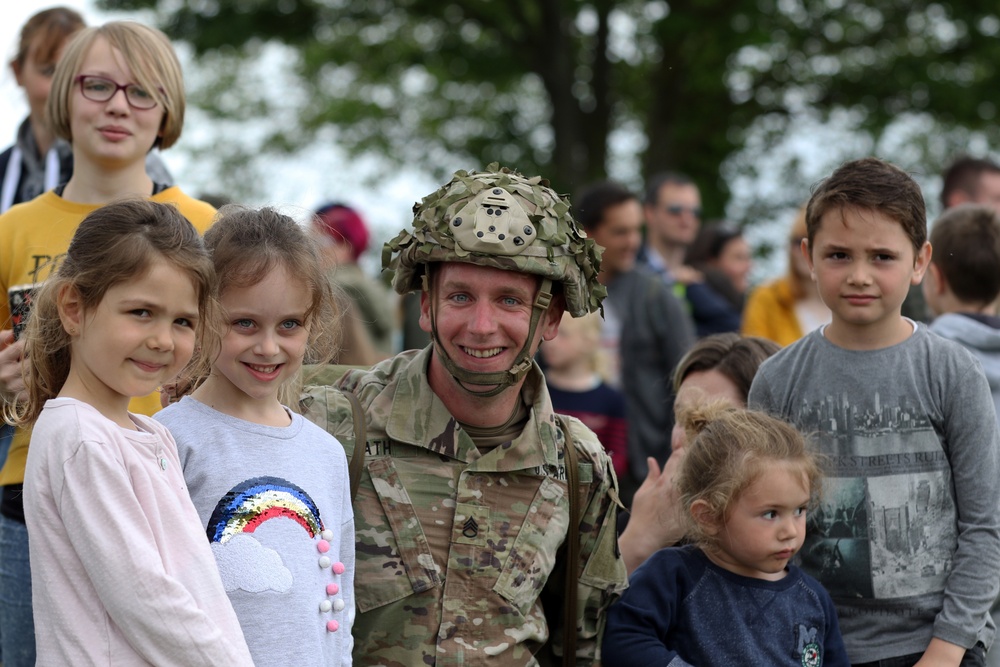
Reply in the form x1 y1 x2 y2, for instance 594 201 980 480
99 0 1000 216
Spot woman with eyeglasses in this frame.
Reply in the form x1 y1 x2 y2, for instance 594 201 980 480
741 205 831 347
0 21 217 666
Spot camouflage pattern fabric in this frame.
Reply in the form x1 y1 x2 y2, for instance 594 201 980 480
383 164 606 318
301 348 627 666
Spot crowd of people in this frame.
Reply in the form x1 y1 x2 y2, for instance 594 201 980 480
2 6 1000 667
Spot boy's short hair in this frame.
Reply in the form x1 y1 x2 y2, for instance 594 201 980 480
929 204 1000 304
49 21 186 150
805 157 926 255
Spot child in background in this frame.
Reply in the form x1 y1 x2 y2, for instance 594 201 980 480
922 203 1000 667
603 403 848 666
750 158 1000 665
15 199 252 665
923 203 1000 415
541 310 628 479
156 206 355 666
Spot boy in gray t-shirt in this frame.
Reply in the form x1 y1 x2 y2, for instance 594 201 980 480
750 157 1000 666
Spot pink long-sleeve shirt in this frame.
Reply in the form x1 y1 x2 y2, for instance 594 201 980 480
24 397 254 666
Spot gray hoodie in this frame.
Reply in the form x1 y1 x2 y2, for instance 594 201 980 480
930 312 1000 420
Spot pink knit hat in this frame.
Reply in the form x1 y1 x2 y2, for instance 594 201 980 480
313 203 370 262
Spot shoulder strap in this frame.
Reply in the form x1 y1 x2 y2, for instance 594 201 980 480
556 416 580 667
343 390 367 502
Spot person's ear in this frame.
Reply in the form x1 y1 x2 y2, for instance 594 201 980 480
11 58 23 87
418 284 433 334
56 284 84 336
800 238 816 281
690 499 720 536
911 241 932 285
539 296 566 343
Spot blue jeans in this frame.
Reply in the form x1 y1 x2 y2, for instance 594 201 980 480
0 514 34 666
0 423 15 665
853 643 987 667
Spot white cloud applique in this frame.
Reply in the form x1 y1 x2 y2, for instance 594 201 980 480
212 533 293 593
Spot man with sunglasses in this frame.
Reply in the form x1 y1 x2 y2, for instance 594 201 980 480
640 172 741 337
641 172 703 279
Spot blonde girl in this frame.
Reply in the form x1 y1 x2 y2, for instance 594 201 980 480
0 23 215 661
1 8 173 214
541 311 627 478
15 199 252 665
603 404 848 667
156 206 355 666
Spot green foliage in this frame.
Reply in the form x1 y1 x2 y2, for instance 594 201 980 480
100 0 1000 219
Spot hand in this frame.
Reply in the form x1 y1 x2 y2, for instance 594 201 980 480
672 264 704 286
0 330 27 404
912 638 965 667
618 455 688 574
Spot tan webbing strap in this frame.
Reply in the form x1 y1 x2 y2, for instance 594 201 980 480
557 416 580 667
343 390 366 502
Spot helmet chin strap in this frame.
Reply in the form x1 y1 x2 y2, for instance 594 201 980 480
425 271 553 399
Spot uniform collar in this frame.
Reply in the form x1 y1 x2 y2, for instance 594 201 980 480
384 347 562 471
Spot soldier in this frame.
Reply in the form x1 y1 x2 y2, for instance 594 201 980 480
302 165 627 666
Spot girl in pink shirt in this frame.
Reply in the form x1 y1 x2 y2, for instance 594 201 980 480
12 199 253 666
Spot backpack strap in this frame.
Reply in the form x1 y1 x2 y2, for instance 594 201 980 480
343 390 367 502
555 415 580 667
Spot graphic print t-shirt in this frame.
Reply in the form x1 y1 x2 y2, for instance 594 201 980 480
156 397 355 667
748 326 1000 662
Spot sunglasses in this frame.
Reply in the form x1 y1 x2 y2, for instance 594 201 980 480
664 204 702 218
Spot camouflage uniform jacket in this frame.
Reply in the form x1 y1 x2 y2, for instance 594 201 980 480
301 348 627 666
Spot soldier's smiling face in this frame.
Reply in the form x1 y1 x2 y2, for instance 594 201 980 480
420 262 561 385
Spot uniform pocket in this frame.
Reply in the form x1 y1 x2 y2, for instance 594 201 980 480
355 457 442 612
492 477 569 616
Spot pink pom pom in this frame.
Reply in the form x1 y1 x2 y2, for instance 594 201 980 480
326 620 339 632
326 583 339 596
332 561 345 575
316 540 330 554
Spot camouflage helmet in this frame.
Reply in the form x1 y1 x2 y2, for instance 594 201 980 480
382 164 605 317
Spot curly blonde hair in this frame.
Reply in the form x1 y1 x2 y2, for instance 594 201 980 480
676 402 823 552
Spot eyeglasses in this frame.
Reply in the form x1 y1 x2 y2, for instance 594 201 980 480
75 75 158 110
664 204 702 218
